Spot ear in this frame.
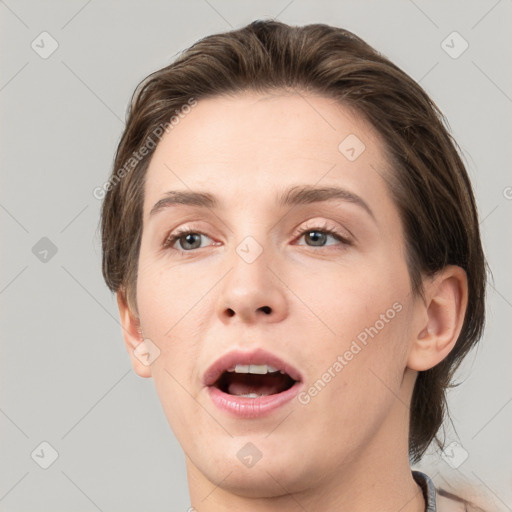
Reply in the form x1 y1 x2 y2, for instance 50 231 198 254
116 288 152 378
407 265 468 371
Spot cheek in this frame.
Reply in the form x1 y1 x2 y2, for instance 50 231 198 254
291 251 410 342
135 247 203 336
134 257 198 386
293 251 414 404
135 258 209 432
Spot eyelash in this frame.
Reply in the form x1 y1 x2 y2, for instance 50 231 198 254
162 222 352 252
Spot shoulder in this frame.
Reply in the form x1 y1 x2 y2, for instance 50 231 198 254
436 488 490 512
436 492 470 511
413 471 490 512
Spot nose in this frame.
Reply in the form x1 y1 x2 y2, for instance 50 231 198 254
217 239 288 325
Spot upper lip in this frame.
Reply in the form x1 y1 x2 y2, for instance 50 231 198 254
203 348 303 387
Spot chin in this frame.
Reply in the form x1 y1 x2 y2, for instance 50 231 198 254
206 465 304 499
196 446 313 499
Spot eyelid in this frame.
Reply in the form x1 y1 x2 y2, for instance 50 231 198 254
291 220 353 244
162 225 214 250
162 221 354 254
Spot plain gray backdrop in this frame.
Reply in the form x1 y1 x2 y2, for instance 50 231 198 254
1 1 511 510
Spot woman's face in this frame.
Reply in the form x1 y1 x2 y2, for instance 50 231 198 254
133 91 420 497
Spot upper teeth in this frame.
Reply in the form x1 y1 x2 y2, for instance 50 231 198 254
227 364 283 374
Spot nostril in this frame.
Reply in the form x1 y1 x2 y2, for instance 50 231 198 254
260 306 271 314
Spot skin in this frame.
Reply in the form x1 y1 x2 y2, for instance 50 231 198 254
117 91 468 511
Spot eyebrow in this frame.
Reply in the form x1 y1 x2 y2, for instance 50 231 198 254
149 184 375 220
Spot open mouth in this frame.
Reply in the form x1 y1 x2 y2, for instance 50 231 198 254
204 351 303 417
213 365 297 398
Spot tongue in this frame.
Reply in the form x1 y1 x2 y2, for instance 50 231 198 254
226 373 292 396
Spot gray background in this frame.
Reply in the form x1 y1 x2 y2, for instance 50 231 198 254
0 0 511 510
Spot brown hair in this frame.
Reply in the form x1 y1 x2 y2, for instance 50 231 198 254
100 19 486 463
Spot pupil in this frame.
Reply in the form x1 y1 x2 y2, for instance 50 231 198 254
307 230 325 246
183 233 200 249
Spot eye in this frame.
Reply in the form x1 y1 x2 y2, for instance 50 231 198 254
293 223 351 248
162 222 352 253
163 228 214 251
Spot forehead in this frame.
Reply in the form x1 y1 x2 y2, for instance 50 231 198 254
143 91 392 217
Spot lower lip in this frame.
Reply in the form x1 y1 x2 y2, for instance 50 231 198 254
207 382 303 419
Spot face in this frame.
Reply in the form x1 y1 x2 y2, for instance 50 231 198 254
132 91 419 498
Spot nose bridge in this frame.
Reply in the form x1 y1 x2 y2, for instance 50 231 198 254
228 207 273 270
217 223 287 323
228 231 273 295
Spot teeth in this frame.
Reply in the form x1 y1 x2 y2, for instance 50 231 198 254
229 364 281 374
236 392 268 398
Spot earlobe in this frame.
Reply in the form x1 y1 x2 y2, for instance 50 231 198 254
407 266 468 372
116 289 152 378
